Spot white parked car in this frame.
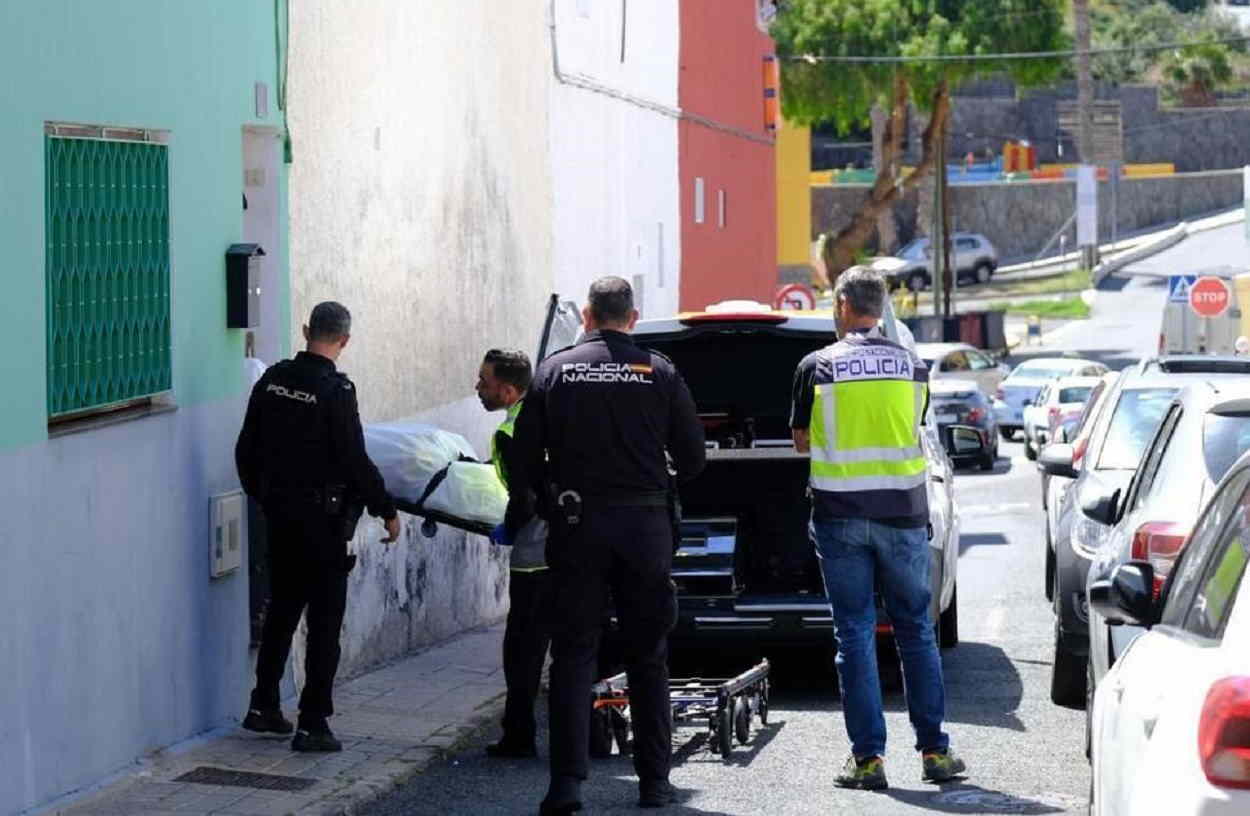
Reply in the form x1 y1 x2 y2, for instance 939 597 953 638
1021 375 1101 460
916 342 1011 397
1088 446 1250 816
994 356 1109 441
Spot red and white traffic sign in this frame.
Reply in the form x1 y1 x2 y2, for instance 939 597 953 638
774 283 816 311
1190 276 1230 318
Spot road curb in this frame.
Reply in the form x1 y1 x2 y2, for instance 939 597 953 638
313 692 507 816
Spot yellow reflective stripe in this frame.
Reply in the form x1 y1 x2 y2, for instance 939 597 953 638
810 385 831 451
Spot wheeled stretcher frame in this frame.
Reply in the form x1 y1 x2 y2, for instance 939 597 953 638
589 659 771 759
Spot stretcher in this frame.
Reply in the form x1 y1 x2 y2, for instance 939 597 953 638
589 659 771 759
392 497 495 538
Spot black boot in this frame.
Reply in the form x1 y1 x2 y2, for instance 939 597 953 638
485 738 538 759
241 708 294 735
539 776 584 815
291 718 342 753
639 779 676 808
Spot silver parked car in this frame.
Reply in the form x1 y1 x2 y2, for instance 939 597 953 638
883 232 1000 291
917 342 1011 397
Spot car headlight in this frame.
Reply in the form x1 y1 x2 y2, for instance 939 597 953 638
1070 514 1105 560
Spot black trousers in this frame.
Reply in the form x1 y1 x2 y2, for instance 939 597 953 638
500 569 553 747
547 506 677 785
250 511 351 725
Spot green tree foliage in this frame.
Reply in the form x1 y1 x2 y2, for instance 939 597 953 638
1091 1 1246 102
772 0 1068 277
773 0 1068 132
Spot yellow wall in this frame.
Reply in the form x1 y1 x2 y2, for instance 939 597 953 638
776 117 812 266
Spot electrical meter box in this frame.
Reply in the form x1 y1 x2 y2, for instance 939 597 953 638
210 490 245 578
226 243 264 329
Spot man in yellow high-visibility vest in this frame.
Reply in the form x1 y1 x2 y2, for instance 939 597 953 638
476 348 550 759
790 266 966 790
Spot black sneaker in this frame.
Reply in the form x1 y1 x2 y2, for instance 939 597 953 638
241 708 294 735
291 726 342 753
639 779 676 808
484 740 538 759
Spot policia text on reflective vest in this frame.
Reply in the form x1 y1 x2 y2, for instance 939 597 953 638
791 329 930 525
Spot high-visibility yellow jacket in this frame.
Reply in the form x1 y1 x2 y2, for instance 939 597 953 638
791 328 930 523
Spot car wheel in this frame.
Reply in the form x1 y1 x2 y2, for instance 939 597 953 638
1024 437 1038 461
907 272 927 292
999 427 1016 442
979 445 995 471
1085 657 1095 762
974 262 993 284
1045 544 1055 603
939 584 959 649
1051 619 1087 708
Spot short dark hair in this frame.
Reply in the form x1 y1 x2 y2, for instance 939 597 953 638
308 301 352 341
483 348 532 392
833 266 886 319
587 276 634 325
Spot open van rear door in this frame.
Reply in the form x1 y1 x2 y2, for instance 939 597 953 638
538 294 584 362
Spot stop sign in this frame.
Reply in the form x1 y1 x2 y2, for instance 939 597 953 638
1190 276 1231 318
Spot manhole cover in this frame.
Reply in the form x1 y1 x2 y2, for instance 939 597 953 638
931 789 1084 814
174 766 318 792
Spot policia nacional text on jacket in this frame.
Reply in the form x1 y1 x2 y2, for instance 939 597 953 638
502 277 705 813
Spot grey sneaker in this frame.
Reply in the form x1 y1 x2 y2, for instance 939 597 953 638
835 755 888 790
922 748 967 782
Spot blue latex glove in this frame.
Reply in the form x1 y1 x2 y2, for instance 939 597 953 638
490 523 514 547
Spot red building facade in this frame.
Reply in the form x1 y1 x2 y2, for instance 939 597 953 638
677 0 778 311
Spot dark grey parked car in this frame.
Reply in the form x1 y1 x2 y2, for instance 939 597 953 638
1038 357 1250 708
930 378 998 470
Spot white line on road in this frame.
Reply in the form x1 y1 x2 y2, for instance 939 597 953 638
959 501 1033 516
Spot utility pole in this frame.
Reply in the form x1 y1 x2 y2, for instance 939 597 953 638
1074 0 1094 163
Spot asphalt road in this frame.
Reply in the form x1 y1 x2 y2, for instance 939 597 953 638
361 230 1237 815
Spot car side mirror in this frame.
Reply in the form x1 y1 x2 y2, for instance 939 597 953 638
1082 486 1122 526
1088 562 1157 628
1039 443 1078 478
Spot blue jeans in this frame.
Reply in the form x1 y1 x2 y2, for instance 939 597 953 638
812 517 949 759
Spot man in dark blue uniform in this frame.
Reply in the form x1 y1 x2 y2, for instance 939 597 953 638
504 277 706 813
235 301 399 752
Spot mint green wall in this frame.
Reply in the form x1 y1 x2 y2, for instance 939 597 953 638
0 0 289 451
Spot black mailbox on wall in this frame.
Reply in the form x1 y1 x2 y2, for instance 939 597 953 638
226 243 264 329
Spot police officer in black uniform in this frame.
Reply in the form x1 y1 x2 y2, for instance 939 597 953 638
236 301 400 752
504 277 706 813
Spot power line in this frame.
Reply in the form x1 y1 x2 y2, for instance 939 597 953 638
786 34 1250 65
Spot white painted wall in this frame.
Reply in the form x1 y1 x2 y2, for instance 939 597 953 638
550 0 681 318
288 0 555 427
286 0 553 679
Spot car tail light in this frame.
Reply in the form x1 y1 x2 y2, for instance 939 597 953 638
1159 333 1166 355
1199 676 1250 789
1130 521 1190 597
1048 406 1060 422
966 407 984 423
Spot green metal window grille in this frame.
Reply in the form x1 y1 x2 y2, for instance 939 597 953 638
45 135 172 419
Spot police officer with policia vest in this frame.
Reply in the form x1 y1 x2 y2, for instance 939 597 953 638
790 267 966 790
236 301 400 752
475 348 552 759
504 277 706 813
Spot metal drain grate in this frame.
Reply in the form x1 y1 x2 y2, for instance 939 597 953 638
174 766 318 792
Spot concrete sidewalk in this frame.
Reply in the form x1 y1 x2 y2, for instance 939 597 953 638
50 625 507 816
